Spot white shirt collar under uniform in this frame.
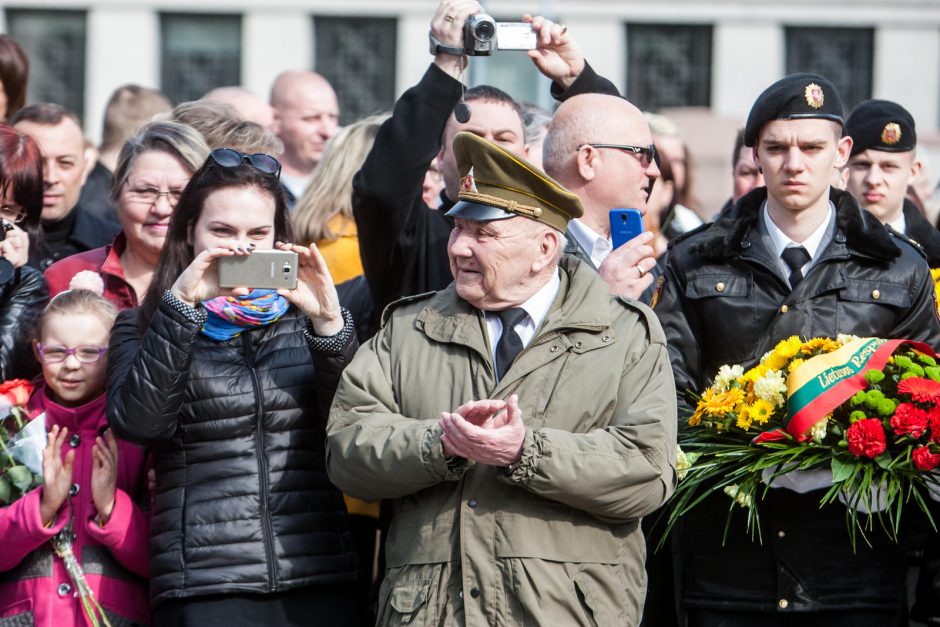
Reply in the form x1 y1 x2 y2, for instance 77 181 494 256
888 212 906 235
484 270 561 369
762 201 834 280
567 218 612 269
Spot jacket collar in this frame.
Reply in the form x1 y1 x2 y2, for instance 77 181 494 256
686 186 900 262
415 256 612 353
902 198 940 266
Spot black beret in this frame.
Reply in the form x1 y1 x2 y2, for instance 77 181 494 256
744 73 844 147
845 99 916 156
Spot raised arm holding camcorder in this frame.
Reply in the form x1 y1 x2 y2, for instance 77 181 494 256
105 148 360 624
352 0 620 325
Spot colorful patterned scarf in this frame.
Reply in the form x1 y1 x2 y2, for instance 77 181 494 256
201 289 289 341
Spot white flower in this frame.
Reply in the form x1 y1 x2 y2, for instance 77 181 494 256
713 364 744 391
836 334 858 345
676 446 691 480
809 417 828 442
723 484 753 509
754 369 787 406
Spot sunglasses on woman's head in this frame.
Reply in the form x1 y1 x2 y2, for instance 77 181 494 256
208 148 282 179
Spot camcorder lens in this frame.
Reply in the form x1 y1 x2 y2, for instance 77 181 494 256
473 20 495 41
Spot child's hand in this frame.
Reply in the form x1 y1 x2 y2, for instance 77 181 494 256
40 425 75 524
91 430 119 523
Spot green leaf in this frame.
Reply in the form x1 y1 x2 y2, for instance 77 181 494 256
875 453 892 470
831 457 854 483
6 465 32 492
0 477 10 504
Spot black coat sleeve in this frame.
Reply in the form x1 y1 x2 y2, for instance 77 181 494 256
352 64 463 316
550 60 621 101
0 266 48 381
106 304 202 445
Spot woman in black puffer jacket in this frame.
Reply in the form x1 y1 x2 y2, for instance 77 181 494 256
107 149 359 625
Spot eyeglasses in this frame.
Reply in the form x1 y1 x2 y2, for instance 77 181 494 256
0 203 26 224
124 186 184 207
208 148 281 179
36 343 109 364
577 143 657 165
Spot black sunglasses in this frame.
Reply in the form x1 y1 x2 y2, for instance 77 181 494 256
208 147 282 179
577 143 657 164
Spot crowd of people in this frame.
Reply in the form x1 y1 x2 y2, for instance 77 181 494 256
1 0 940 624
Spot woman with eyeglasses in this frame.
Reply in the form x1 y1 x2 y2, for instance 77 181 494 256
106 148 360 625
44 121 209 309
0 123 48 380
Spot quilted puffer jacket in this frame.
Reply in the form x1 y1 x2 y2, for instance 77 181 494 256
106 301 358 607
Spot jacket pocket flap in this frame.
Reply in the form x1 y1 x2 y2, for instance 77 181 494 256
840 280 910 308
390 579 431 614
685 274 750 299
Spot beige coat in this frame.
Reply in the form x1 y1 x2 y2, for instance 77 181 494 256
327 257 677 626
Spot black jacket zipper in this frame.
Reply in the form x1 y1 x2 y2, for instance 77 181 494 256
242 333 279 592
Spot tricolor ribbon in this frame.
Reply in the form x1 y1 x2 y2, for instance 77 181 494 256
754 337 937 444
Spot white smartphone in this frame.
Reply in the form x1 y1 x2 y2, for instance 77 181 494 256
218 249 298 290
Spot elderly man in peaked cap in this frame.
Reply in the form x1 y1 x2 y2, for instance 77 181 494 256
326 131 677 626
655 73 940 626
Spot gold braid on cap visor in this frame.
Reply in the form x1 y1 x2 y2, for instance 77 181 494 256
457 189 544 218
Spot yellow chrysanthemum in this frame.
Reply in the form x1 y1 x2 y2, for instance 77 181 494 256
736 407 753 430
821 339 841 353
775 335 803 359
742 363 769 384
702 387 744 417
747 399 775 425
787 357 805 373
800 337 832 355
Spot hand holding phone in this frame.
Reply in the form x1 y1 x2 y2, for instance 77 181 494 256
609 208 645 250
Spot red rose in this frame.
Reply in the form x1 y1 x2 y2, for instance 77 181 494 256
891 403 930 438
913 446 940 471
846 418 887 458
0 379 32 407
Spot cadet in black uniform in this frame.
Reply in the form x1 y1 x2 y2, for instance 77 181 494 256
656 73 940 627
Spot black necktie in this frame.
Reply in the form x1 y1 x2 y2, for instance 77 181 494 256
494 308 528 380
781 246 811 289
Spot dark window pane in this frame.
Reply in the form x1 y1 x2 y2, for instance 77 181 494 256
6 9 86 119
626 23 712 110
785 27 873 112
313 16 396 124
161 13 241 105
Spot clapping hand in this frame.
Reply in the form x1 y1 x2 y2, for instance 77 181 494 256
39 425 74 525
440 395 526 466
274 242 344 336
91 430 119 524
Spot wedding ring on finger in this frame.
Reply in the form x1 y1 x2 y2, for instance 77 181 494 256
637 264 647 278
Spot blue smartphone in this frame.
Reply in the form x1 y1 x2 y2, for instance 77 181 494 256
609 208 644 250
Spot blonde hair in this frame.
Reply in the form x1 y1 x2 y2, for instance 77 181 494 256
38 290 119 338
292 112 389 243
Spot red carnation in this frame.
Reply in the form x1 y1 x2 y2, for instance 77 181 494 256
913 446 940 471
891 403 930 438
899 376 940 403
847 418 887 458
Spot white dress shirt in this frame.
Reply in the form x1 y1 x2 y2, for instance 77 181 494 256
762 202 834 283
484 271 561 369
567 218 612 269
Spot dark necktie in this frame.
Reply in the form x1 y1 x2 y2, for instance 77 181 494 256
781 246 811 289
494 307 528 380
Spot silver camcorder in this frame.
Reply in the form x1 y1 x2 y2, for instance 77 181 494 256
464 14 536 56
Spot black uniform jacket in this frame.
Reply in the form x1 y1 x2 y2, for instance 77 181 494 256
655 186 940 613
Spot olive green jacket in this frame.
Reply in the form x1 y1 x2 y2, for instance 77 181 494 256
326 257 677 626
